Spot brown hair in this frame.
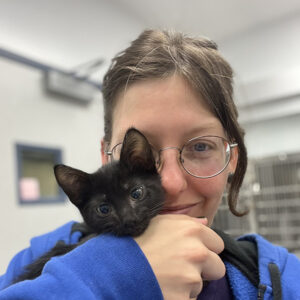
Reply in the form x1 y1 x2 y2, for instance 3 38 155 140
102 29 247 216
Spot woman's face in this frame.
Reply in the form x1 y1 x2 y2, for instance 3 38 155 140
101 75 238 226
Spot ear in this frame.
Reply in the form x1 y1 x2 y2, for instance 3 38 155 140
228 145 239 175
120 127 157 173
54 164 90 207
101 139 109 165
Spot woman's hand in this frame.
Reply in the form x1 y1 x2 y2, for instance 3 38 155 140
134 214 225 300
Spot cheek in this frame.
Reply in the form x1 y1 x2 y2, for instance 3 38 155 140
189 174 228 222
190 173 227 198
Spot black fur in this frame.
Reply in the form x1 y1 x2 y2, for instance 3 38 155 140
14 128 164 283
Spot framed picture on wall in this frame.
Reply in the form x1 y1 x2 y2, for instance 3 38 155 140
16 144 65 204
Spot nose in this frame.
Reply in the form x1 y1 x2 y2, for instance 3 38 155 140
158 148 188 196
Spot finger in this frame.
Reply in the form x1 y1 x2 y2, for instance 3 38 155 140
193 225 224 254
201 251 226 280
155 214 225 254
189 281 202 299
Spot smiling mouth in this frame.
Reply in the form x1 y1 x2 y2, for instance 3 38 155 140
160 203 198 215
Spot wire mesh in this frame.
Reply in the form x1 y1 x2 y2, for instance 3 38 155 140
213 152 300 255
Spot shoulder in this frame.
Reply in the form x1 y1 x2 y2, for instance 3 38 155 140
237 233 300 276
1 234 163 299
29 221 82 260
0 221 81 289
239 233 300 299
215 229 300 299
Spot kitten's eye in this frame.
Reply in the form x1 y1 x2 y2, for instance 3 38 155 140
96 203 111 215
130 186 144 201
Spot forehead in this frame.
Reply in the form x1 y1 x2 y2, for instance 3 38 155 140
111 75 224 145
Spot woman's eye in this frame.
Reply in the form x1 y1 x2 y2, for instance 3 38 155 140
193 142 209 152
97 203 111 215
130 186 144 200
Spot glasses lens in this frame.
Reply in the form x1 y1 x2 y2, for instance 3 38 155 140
110 143 160 165
181 136 231 178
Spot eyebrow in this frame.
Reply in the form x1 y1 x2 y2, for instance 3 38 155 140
113 121 224 145
186 123 224 137
167 115 218 133
142 122 225 143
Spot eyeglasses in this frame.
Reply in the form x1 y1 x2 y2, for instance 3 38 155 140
105 136 238 179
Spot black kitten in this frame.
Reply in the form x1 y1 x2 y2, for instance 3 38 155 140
14 128 164 283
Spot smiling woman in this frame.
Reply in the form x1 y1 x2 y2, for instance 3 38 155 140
1 29 300 300
105 75 237 225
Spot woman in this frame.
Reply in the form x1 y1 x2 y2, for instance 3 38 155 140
1 29 299 299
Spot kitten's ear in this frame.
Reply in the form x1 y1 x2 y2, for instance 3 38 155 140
120 127 157 173
54 165 90 207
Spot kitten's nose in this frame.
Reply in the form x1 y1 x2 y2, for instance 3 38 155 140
121 219 139 235
121 209 138 225
124 216 138 226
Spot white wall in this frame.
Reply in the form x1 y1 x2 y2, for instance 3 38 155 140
244 114 300 158
0 58 103 272
0 0 144 81
220 13 300 159
220 13 300 83
0 0 145 274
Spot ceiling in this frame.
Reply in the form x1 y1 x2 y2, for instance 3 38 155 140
114 0 300 41
1 0 300 80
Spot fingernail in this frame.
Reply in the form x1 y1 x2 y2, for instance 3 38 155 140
195 216 208 225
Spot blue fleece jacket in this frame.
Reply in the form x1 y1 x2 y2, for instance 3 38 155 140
1 221 300 299
227 234 300 300
0 222 163 299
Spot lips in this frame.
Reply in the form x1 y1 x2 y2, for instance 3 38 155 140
160 203 198 215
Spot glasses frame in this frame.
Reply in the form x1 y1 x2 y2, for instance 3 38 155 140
105 135 238 179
